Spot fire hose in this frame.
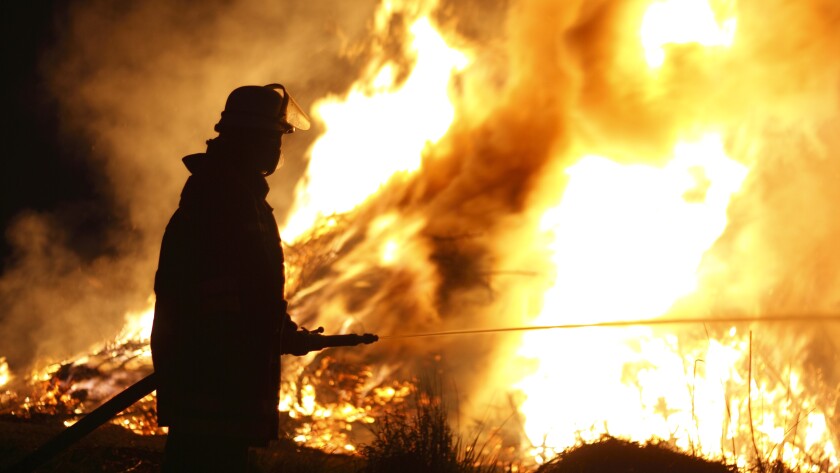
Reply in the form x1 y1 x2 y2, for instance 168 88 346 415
8 313 840 472
379 313 840 339
5 332 378 473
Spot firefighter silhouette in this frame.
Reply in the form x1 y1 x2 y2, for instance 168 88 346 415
151 84 313 472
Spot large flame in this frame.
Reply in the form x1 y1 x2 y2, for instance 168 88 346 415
512 135 756 461
504 0 839 469
282 0 469 241
529 134 747 324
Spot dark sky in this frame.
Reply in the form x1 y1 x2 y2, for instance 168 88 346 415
1 2 109 272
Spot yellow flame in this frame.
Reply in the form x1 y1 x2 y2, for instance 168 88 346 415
515 134 750 457
0 357 11 388
515 129 839 467
283 13 469 241
115 297 156 345
640 0 737 68
533 134 747 324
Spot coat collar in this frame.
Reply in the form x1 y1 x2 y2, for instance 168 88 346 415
181 152 269 200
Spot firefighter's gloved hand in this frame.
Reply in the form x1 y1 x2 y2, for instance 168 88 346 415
282 326 325 356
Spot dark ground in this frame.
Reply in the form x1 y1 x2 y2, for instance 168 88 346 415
0 416 361 473
0 416 165 473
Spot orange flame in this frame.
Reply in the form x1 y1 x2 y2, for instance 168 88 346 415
282 2 469 241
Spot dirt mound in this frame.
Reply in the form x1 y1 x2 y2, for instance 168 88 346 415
536 436 739 473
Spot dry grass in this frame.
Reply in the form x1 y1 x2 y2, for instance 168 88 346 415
358 379 502 473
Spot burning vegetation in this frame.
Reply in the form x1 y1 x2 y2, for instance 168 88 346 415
3 0 840 471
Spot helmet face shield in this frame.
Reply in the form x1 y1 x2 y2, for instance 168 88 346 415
215 83 311 132
283 90 311 131
264 83 311 131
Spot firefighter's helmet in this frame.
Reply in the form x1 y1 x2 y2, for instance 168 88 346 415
215 84 311 133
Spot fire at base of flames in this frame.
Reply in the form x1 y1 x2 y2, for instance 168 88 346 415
0 304 161 435
514 324 838 471
0 303 417 454
278 354 419 453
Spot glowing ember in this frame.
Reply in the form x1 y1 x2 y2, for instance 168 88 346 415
278 356 413 452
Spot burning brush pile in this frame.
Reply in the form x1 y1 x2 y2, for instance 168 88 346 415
3 0 840 472
0 307 158 435
0 215 419 454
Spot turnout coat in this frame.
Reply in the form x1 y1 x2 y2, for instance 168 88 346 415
151 151 294 445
